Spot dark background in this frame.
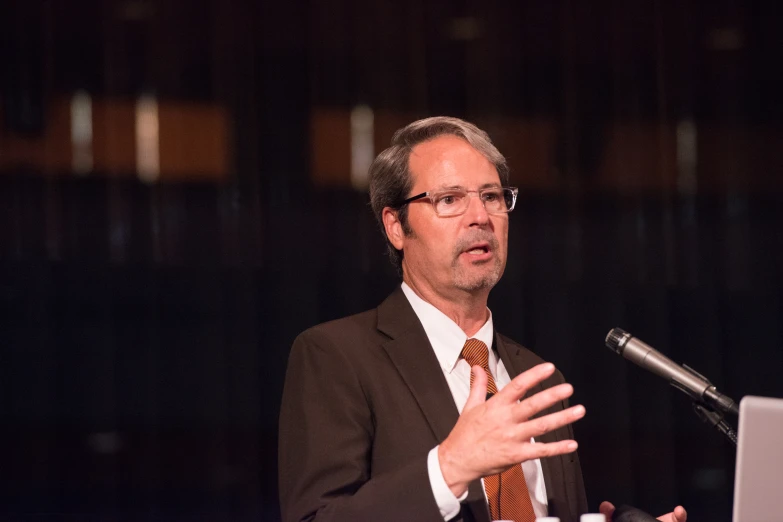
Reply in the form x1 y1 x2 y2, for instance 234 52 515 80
2 0 783 520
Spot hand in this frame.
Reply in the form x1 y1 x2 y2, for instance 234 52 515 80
438 362 585 497
599 501 687 522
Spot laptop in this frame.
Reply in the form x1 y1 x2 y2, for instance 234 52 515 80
733 395 783 522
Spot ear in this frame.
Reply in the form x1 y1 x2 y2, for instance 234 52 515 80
382 207 406 251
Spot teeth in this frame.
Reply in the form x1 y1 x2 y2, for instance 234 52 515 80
467 248 485 254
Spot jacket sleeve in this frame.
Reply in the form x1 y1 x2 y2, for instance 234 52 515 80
278 328 445 522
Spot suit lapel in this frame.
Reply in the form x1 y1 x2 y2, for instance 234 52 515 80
377 288 491 522
377 287 460 444
495 333 549 407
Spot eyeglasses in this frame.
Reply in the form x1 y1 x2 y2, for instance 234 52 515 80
396 186 518 217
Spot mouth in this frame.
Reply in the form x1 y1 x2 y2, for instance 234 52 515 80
462 242 492 259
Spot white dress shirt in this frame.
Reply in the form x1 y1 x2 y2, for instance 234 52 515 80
400 282 548 521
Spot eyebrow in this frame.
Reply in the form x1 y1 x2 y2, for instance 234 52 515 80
436 182 502 191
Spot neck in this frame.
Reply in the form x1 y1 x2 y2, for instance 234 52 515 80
402 274 490 338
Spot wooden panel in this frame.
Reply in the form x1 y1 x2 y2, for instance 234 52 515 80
1 97 230 182
0 98 71 172
599 123 678 192
158 102 230 181
92 98 138 175
372 109 423 153
310 108 351 186
477 117 559 189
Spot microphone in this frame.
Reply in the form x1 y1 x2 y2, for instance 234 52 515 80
605 328 739 416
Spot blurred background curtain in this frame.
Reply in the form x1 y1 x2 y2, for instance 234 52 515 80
1 1 783 520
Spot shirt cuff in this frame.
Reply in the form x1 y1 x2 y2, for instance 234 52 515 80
427 446 468 521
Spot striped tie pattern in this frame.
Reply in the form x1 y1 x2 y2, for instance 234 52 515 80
461 338 537 522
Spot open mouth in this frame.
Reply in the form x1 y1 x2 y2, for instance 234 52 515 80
463 243 491 255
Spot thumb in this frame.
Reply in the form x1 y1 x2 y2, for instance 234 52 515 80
463 366 488 412
599 501 616 522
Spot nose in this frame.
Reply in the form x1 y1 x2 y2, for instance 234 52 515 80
464 193 490 226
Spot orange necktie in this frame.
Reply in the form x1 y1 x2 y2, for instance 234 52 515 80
461 338 537 522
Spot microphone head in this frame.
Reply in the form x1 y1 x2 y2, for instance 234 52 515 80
605 327 631 355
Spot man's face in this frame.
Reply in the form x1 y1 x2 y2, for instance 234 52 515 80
394 135 509 296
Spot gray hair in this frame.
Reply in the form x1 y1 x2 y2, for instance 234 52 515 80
368 116 509 273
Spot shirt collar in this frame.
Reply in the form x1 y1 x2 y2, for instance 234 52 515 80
400 282 495 374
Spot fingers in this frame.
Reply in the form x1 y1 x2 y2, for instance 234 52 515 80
519 438 579 461
493 362 584 439
516 382 575 421
599 501 616 522
673 506 687 522
517 404 585 439
496 362 556 404
462 366 488 412
656 506 687 522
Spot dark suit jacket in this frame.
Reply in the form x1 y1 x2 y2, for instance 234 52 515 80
279 287 588 522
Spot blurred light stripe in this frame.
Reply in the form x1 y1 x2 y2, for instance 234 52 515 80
350 105 374 190
135 94 160 183
70 90 93 174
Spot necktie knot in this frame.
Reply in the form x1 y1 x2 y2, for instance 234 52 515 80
461 338 490 370
461 339 497 396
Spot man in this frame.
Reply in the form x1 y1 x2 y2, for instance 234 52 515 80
279 117 686 522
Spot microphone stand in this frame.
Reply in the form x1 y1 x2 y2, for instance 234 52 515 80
692 402 738 446
675 363 739 446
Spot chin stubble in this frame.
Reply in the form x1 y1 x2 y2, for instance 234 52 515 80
451 230 504 291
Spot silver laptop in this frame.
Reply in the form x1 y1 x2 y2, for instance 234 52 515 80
733 395 783 522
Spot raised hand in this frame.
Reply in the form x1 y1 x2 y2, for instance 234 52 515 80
438 362 585 497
